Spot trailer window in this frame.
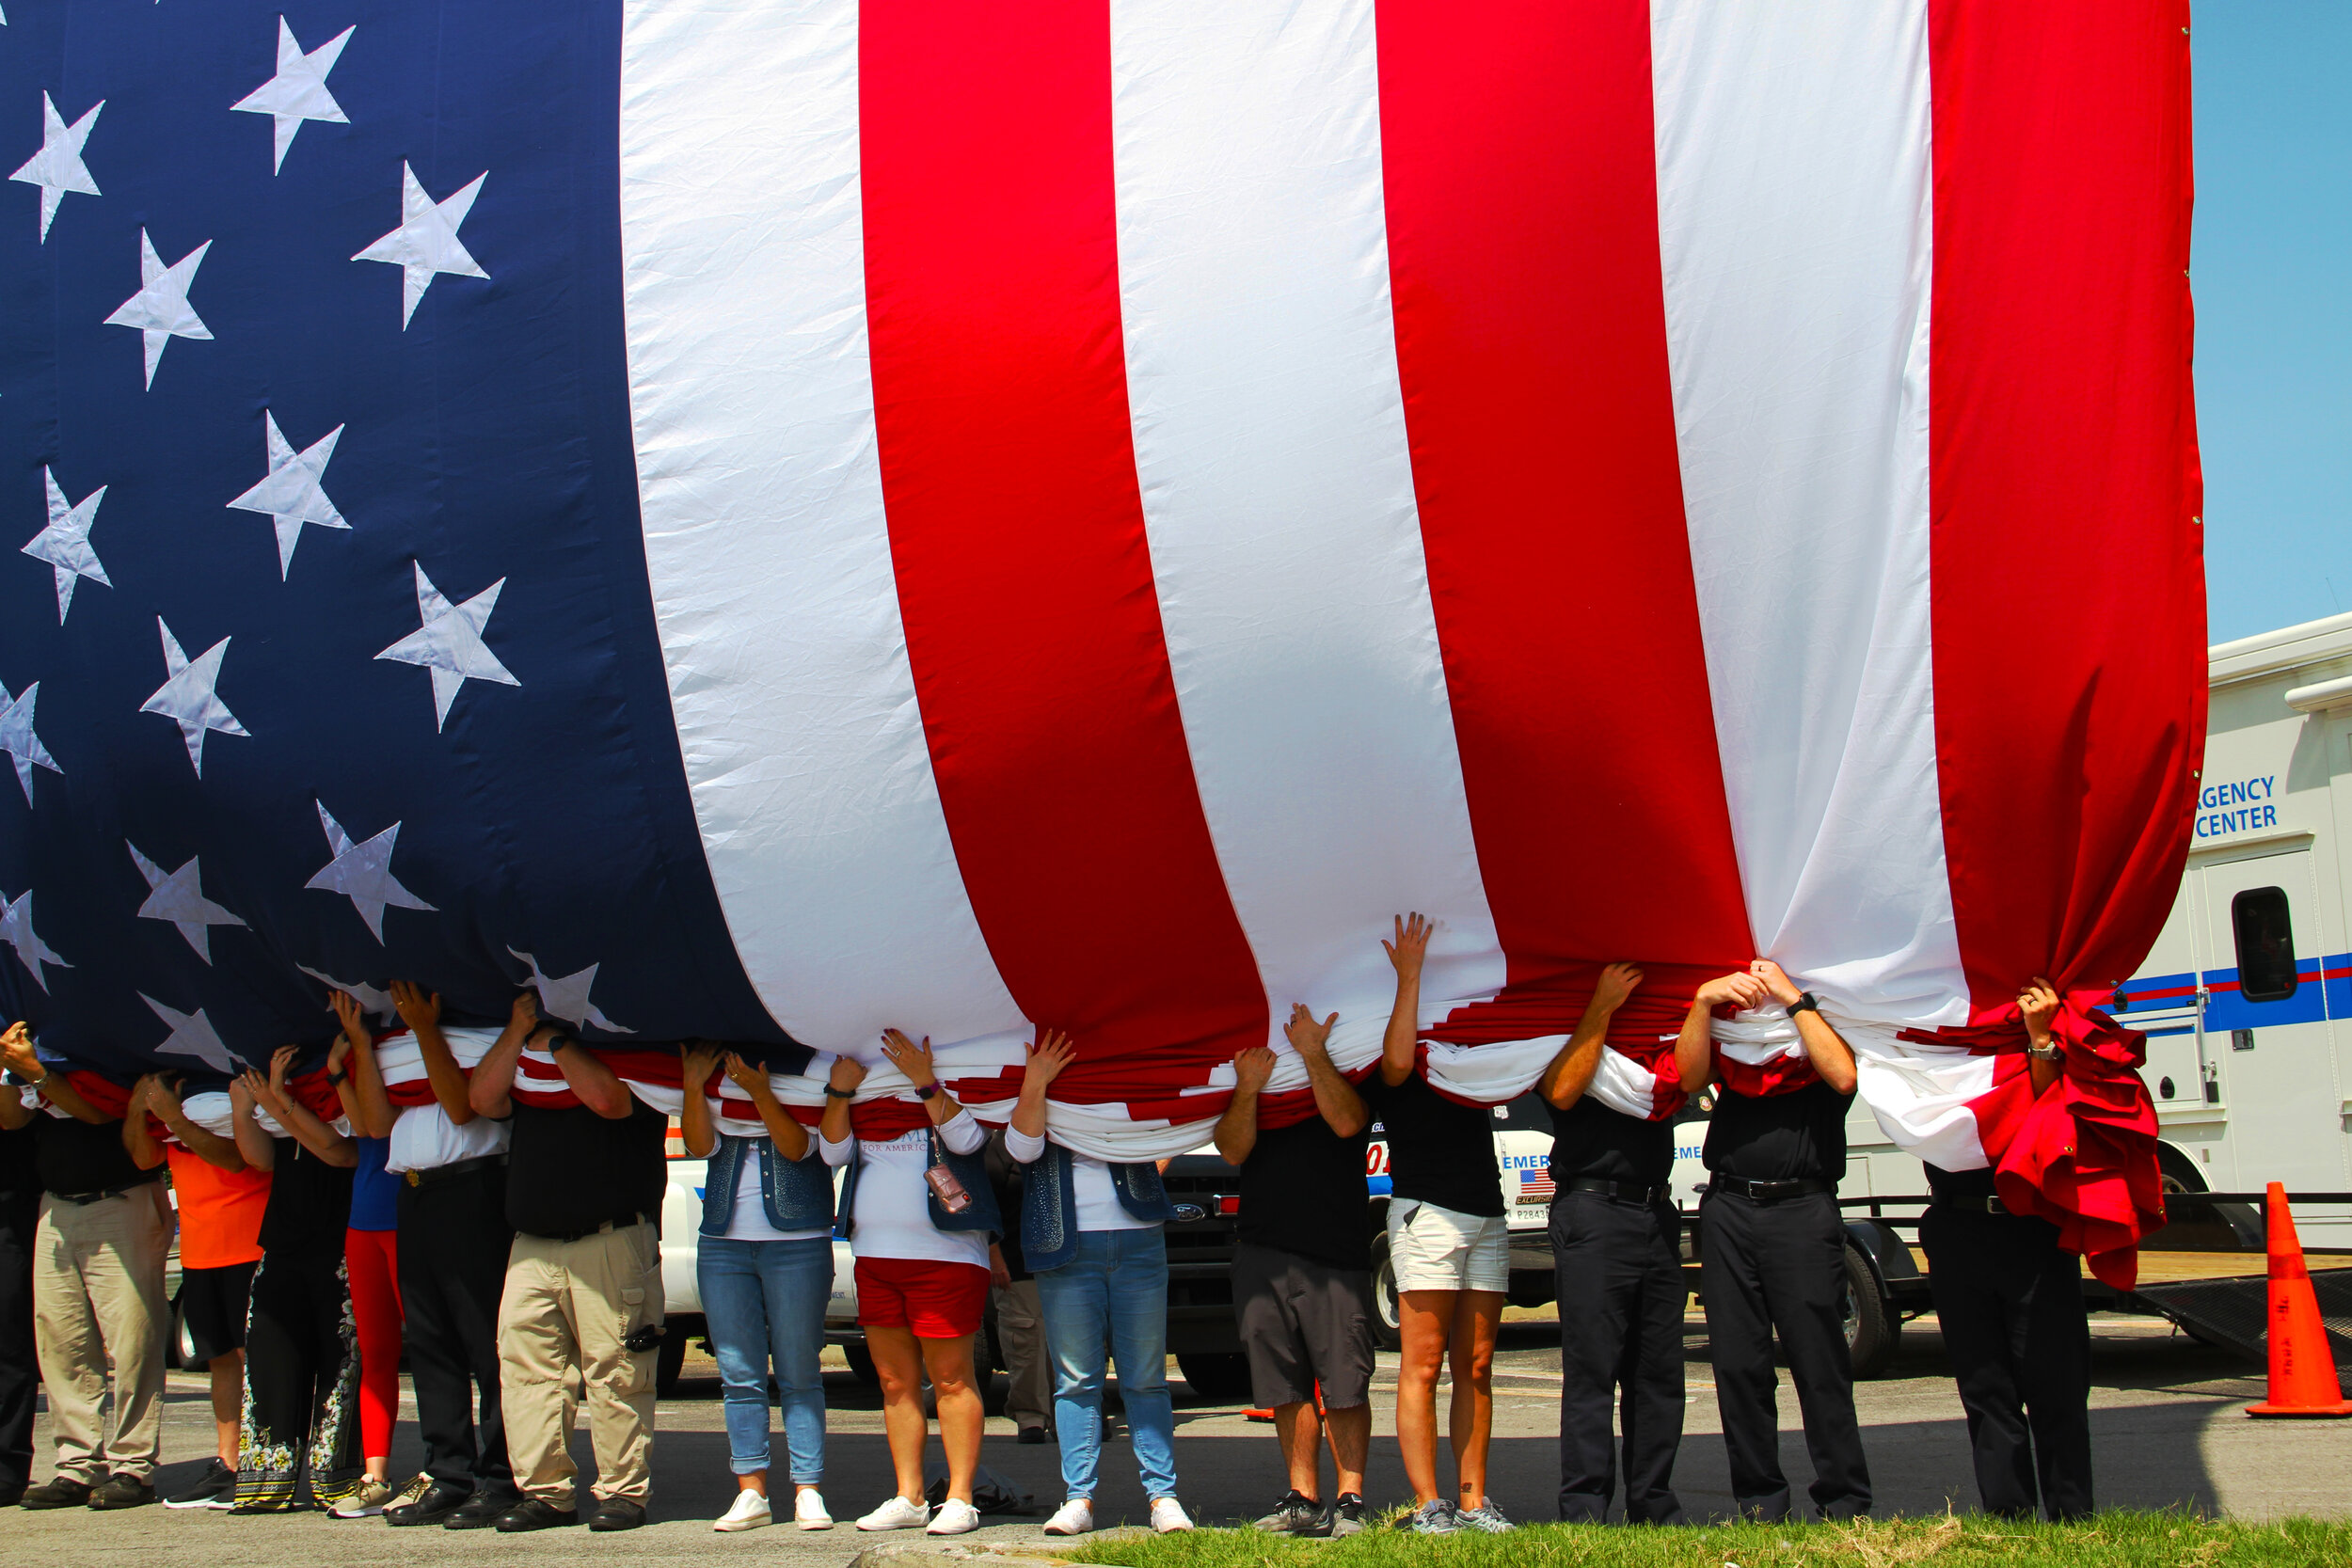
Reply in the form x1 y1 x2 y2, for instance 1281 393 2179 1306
2230 887 2298 1003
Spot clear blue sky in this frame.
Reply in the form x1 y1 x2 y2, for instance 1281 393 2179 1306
2195 2 2352 642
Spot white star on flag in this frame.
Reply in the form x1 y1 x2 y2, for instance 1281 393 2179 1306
305 800 435 942
24 467 109 621
510 947 632 1035
1 889 69 992
141 993 238 1075
0 680 60 804
353 162 488 327
296 965 396 1022
128 843 246 963
230 17 354 174
104 229 214 389
140 618 248 778
376 562 517 729
226 412 346 578
8 92 102 241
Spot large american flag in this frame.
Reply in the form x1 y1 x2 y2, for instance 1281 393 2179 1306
2 2 2194 1244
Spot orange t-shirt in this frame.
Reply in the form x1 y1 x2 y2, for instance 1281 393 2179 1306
167 1145 271 1270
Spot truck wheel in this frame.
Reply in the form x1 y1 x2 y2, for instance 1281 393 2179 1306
655 1329 690 1397
1177 1353 1253 1402
1841 1242 1899 1380
1367 1229 1404 1353
845 1339 880 1385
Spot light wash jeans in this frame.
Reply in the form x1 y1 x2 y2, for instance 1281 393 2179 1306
1035 1227 1176 1502
696 1234 832 1483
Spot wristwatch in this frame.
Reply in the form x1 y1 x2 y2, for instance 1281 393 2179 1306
1787 991 1820 1018
914 1083 941 1101
326 1068 348 1087
2026 1041 2063 1062
824 1085 855 1101
544 1031 573 1053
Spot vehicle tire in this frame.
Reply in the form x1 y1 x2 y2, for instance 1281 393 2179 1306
655 1328 690 1396
1176 1353 1253 1402
169 1291 197 1371
845 1338 880 1386
1841 1242 1898 1380
1367 1228 1403 1353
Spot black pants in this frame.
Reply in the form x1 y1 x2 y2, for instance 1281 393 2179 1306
236 1247 362 1511
1550 1190 1686 1523
0 1192 37 1497
398 1164 516 1495
1699 1190 1871 1520
1919 1203 2092 1521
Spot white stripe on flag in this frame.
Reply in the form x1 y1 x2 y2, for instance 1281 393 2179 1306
1106 0 1504 1045
617 0 1024 1054
1650 0 1966 1030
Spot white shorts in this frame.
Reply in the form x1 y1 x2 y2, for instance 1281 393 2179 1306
1386 1199 1510 1295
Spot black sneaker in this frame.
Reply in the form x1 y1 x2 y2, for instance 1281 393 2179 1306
163 1460 236 1510
1253 1490 1329 1535
587 1497 646 1532
1327 1492 1367 1538
1016 1425 1048 1446
443 1490 516 1529
494 1497 580 1532
20 1476 91 1509
88 1473 155 1510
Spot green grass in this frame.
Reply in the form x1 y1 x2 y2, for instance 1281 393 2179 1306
1051 1512 2352 1568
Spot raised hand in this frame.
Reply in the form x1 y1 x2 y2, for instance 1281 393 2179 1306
266 1043 299 1097
390 980 441 1031
1232 1044 1277 1093
1748 958 1804 1008
2018 977 2062 1044
1283 1004 1339 1059
148 1074 186 1121
509 990 538 1034
827 1053 868 1095
2 1022 37 1080
1591 961 1645 1013
721 1051 774 1100
879 1028 937 1088
1695 971 1769 1012
1022 1029 1077 1090
680 1040 722 1087
1383 911 1435 977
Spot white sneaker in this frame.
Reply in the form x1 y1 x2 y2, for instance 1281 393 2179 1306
926 1497 982 1536
713 1490 772 1532
1151 1497 1194 1534
1044 1498 1094 1536
856 1495 931 1531
794 1489 833 1530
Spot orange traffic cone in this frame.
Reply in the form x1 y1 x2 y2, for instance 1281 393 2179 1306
2245 1182 2352 1418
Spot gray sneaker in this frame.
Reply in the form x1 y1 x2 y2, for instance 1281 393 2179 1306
1396 1498 1458 1534
1454 1499 1514 1533
1253 1491 1329 1534
1327 1493 1367 1538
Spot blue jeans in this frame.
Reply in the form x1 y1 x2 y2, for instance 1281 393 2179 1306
696 1235 832 1483
1035 1227 1176 1502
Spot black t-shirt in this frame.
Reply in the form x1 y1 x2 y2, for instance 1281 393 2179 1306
258 1137 354 1254
1545 1094 1675 1189
1363 1072 1502 1217
1703 1080 1851 1182
1236 1115 1372 1271
0 1117 39 1208
33 1113 156 1197
505 1099 668 1239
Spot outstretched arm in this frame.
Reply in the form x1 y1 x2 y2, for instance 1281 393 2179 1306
467 997 532 1121
1214 1046 1275 1167
393 982 482 1126
1379 913 1433 1087
1752 959 1856 1095
1288 1006 1367 1139
678 1042 720 1159
724 1052 812 1162
817 1055 865 1155
229 1079 277 1172
1009 1030 1074 1144
2019 977 2063 1096
1538 963 1645 1110
144 1075 244 1172
330 994 396 1140
1672 970 1768 1092
5 1026 104 1124
252 1046 356 1167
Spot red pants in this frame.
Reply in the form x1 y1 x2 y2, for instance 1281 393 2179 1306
344 1227 404 1462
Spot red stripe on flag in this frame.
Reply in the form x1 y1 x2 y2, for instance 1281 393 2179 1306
1925 0 2202 1007
857 1 1266 1098
1375 0 1753 1046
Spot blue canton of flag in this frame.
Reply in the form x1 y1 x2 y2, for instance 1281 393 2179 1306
0 2 791 1080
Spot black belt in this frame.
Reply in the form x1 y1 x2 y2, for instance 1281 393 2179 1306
1938 1194 2010 1215
532 1212 653 1245
404 1153 507 1189
1561 1177 1673 1205
1708 1175 1835 1203
54 1182 152 1207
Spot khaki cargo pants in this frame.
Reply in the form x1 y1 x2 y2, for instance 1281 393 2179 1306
497 1220 662 1505
33 1189 168 1482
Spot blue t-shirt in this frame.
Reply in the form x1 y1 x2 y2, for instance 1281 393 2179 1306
348 1135 400 1232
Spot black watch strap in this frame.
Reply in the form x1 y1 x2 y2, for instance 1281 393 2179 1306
544 1031 573 1053
824 1085 854 1101
1788 991 1820 1018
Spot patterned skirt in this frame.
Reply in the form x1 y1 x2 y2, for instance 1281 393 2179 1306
231 1247 363 1511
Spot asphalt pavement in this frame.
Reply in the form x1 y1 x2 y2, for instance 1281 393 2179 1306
10 1308 2347 1565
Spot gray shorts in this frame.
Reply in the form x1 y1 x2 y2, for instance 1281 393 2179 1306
1232 1242 1376 1411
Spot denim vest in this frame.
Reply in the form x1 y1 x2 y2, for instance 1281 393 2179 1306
834 1123 1002 1240
1017 1141 1177 1273
699 1134 834 1239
